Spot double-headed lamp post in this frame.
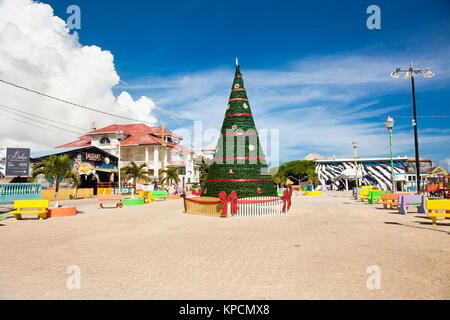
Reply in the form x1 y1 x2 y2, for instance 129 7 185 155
352 141 358 188
391 62 434 193
384 116 395 192
116 129 124 194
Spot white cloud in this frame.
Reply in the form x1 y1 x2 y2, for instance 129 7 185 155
0 0 157 150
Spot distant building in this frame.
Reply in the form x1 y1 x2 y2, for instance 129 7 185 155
303 152 326 161
200 145 215 161
314 156 433 191
55 123 200 187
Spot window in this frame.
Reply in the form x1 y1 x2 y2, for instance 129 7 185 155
99 136 111 144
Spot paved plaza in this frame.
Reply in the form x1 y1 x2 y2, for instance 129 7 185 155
0 191 449 299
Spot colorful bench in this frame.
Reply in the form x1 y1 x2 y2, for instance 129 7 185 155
353 188 360 200
98 194 123 208
398 194 426 215
367 190 389 204
151 190 168 200
305 190 322 196
426 199 450 225
361 186 374 190
379 193 411 209
359 189 371 202
10 200 49 220
138 191 154 203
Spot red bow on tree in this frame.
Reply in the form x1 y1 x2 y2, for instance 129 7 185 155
219 190 239 216
282 189 292 213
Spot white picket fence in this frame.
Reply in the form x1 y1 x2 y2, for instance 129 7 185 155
230 196 284 218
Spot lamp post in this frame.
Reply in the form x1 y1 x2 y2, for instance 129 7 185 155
352 141 358 188
332 155 336 190
116 129 124 194
384 116 395 192
391 62 434 194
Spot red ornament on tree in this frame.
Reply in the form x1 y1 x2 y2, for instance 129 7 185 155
229 169 233 174
256 188 262 194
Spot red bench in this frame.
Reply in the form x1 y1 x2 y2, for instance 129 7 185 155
98 195 123 209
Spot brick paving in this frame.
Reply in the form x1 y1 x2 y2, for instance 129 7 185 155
0 191 448 299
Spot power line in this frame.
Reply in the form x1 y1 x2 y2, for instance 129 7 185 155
0 110 82 139
0 103 87 132
0 107 85 136
0 78 160 126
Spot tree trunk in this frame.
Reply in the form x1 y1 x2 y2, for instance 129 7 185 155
55 179 60 208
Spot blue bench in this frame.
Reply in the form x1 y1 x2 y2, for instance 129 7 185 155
398 194 426 215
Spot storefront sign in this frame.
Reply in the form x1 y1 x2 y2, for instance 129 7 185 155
5 148 30 176
85 153 101 161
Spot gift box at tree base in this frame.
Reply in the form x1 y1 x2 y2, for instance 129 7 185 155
184 60 292 218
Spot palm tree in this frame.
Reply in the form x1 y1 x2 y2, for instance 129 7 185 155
307 169 319 188
160 167 180 186
32 155 80 208
122 161 150 193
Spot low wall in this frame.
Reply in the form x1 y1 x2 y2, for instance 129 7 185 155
184 196 223 217
41 188 94 201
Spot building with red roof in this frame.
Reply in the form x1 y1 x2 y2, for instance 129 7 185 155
56 123 199 186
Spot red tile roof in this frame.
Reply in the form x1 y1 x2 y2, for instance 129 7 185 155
87 124 182 139
55 124 180 149
55 135 91 149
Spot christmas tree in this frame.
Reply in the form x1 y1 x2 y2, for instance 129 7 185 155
203 60 278 198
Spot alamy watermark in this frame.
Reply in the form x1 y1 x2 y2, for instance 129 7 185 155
366 265 381 290
366 5 381 30
66 265 81 290
175 120 280 174
66 5 81 30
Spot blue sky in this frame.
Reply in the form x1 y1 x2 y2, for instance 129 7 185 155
1 0 449 169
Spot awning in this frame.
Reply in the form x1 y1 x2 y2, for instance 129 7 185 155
335 168 363 180
95 168 117 173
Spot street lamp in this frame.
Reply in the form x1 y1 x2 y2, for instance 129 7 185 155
116 129 124 194
352 141 359 188
332 155 336 190
384 116 395 192
391 62 434 193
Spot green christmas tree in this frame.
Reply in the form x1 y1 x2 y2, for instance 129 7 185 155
203 61 278 198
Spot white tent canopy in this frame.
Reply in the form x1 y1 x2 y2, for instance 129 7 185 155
335 168 363 181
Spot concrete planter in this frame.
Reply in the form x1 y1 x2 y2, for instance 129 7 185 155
47 207 77 218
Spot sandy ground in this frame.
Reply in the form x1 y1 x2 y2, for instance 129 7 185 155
0 191 448 300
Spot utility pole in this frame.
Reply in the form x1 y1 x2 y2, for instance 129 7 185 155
160 122 165 188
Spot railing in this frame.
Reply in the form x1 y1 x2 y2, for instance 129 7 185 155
0 183 42 204
231 196 284 218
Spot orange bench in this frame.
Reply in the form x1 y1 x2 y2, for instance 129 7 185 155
379 193 411 209
98 194 123 209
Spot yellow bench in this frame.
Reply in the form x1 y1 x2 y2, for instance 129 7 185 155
138 191 153 203
361 186 374 190
359 189 370 202
10 200 49 220
304 191 322 196
426 200 450 226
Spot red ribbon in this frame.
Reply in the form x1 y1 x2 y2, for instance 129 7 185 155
228 191 238 216
282 189 292 213
218 191 238 216
219 191 228 216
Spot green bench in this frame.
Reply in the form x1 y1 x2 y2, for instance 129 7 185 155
151 190 168 200
368 190 389 204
